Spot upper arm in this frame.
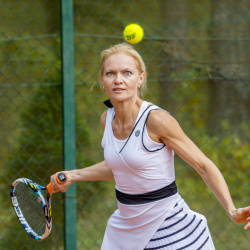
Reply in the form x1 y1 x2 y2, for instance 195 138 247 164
147 109 210 174
100 110 107 131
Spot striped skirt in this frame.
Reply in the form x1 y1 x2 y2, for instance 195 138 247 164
144 201 215 250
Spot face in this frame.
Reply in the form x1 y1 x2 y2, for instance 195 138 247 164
101 52 145 102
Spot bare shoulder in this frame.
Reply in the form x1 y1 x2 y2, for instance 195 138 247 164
146 109 182 142
147 109 179 130
100 110 108 131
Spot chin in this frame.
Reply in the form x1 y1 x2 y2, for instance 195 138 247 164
113 96 138 104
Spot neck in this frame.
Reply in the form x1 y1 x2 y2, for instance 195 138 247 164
112 98 143 125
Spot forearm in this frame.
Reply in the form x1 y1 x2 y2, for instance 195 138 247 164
50 161 114 193
69 160 114 182
198 159 236 217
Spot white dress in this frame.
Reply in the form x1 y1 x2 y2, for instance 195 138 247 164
101 101 215 250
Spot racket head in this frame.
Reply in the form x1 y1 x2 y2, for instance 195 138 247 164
10 178 52 240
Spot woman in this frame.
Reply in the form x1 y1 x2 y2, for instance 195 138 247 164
51 43 250 249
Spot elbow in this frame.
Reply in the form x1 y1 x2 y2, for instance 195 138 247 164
194 158 215 178
194 161 209 177
197 165 207 176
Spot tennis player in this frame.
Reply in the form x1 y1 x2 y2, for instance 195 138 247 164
51 43 250 249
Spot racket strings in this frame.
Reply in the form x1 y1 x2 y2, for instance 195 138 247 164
16 183 46 236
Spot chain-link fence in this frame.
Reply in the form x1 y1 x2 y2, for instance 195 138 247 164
1 0 249 249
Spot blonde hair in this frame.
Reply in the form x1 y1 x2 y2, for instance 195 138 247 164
99 43 147 97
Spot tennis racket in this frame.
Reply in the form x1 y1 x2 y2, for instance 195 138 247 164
10 172 67 240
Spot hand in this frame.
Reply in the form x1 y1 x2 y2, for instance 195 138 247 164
230 206 250 230
50 171 72 193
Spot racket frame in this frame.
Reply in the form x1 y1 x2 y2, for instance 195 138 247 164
10 178 52 240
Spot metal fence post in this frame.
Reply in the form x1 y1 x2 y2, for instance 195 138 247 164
61 0 76 249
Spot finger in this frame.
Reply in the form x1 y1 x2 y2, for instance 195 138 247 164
244 222 250 230
50 173 61 193
50 172 70 193
242 206 250 213
56 172 70 192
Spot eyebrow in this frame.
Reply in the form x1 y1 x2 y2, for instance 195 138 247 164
105 67 134 71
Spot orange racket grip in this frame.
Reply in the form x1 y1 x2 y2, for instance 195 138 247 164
47 173 67 194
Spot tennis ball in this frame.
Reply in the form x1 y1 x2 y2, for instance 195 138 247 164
123 24 144 44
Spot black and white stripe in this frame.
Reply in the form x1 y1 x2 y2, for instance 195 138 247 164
144 203 214 250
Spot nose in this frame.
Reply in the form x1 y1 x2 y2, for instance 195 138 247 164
114 73 123 84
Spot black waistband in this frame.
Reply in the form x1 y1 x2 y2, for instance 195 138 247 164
115 181 177 205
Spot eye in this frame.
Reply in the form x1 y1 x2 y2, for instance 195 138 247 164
124 71 132 75
106 72 113 76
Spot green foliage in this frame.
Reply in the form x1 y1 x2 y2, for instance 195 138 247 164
171 74 250 249
1 84 64 248
1 0 249 249
0 78 95 248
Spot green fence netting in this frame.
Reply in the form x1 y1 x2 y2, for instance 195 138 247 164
0 0 249 249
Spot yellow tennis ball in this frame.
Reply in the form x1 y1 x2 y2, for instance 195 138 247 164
123 24 144 44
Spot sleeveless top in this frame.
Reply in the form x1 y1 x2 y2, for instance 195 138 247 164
101 101 181 250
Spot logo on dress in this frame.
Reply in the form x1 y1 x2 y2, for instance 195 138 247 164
135 130 140 137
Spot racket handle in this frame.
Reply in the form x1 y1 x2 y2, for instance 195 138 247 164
56 173 67 184
47 173 67 194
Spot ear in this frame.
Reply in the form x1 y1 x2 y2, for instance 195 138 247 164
100 76 106 89
138 72 145 85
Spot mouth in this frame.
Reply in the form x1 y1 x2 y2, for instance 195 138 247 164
113 88 125 92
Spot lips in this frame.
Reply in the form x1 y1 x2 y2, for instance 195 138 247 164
113 88 125 91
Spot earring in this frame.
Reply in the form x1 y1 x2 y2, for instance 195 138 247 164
138 85 141 88
102 85 105 89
